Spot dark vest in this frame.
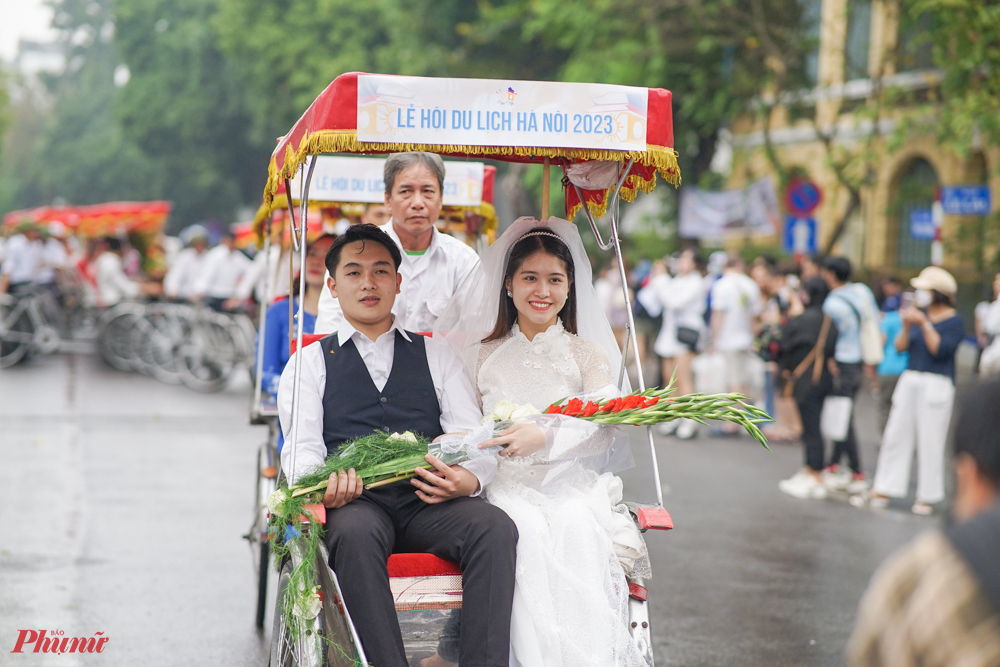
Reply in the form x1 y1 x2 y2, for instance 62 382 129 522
320 330 443 455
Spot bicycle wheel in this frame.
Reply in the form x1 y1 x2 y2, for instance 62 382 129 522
135 305 183 384
98 304 143 371
0 295 34 368
177 312 239 392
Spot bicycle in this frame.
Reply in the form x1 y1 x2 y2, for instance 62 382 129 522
0 286 62 368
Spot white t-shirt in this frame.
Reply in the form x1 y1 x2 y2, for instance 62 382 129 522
315 221 479 334
710 271 761 352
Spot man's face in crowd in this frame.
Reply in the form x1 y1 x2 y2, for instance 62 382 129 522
362 204 391 227
327 240 401 329
385 163 442 238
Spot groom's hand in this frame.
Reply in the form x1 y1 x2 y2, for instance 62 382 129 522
323 469 364 509
412 455 479 504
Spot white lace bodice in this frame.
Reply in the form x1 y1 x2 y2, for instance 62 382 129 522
476 320 613 414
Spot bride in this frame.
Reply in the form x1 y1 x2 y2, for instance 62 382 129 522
435 217 649 667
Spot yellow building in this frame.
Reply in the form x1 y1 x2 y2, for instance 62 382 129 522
727 0 999 292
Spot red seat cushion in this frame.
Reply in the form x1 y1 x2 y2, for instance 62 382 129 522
387 553 461 578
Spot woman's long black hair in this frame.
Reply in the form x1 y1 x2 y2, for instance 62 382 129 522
484 229 578 342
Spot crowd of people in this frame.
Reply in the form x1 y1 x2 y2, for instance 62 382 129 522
617 244 986 518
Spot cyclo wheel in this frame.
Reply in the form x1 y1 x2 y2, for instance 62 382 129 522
98 303 143 371
176 311 238 392
0 294 34 368
256 540 270 629
270 556 327 667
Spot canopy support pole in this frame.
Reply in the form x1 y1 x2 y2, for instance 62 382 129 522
251 215 273 421
577 159 665 508
286 157 317 484
541 158 550 220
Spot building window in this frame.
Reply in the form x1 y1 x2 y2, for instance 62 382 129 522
802 0 823 85
844 0 872 80
890 158 938 268
898 11 934 72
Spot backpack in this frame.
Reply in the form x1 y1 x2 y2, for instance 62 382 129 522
832 288 884 366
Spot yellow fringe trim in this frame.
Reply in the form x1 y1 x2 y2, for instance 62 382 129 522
253 195 499 247
263 129 681 212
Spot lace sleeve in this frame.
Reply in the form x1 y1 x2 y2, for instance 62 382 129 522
570 336 615 393
473 337 507 409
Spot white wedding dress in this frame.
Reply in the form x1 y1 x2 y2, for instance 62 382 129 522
476 320 648 667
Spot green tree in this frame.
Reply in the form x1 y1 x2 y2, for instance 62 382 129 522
0 0 160 213
115 0 267 227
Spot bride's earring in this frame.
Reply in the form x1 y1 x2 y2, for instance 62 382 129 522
506 290 512 297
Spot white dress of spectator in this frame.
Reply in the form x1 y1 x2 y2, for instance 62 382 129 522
38 237 69 285
192 240 252 300
232 244 297 305
163 247 207 300
710 264 762 396
641 270 707 359
1 233 45 288
314 220 478 334
95 250 141 306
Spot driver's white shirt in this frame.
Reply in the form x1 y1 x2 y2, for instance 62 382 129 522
277 316 496 491
314 220 479 334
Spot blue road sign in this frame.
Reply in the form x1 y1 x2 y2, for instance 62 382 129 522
783 216 817 254
785 179 823 216
910 209 935 241
941 185 991 215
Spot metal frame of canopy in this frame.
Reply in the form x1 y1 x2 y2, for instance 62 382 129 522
268 71 681 667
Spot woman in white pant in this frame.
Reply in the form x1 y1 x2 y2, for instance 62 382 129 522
637 248 706 439
852 267 964 515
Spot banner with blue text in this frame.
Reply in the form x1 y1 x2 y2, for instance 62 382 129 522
290 156 484 206
357 75 648 152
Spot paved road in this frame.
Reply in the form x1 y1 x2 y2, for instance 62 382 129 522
1 352 933 666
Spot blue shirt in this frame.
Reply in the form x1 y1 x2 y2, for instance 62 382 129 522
259 297 317 400
878 310 908 376
823 283 880 364
907 314 964 379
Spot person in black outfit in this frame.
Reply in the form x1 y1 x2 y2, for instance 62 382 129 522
277 224 516 667
777 277 839 499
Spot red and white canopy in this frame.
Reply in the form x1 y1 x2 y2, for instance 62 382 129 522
3 201 171 237
264 73 679 220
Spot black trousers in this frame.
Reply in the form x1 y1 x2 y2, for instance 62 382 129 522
793 377 829 472
323 480 518 667
828 362 863 473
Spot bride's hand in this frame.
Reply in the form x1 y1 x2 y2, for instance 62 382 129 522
479 423 546 459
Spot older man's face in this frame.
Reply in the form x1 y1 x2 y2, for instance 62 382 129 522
385 163 442 238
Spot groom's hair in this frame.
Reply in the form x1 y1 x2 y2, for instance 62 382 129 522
484 229 577 342
325 223 402 275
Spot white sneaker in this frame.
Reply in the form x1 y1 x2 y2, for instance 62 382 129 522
779 471 828 499
822 469 851 491
657 421 679 436
845 477 870 494
675 419 697 440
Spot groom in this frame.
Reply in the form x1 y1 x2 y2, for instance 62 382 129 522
277 223 516 667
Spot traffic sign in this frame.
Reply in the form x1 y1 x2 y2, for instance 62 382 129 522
785 178 823 216
941 185 991 215
910 209 935 240
783 216 817 255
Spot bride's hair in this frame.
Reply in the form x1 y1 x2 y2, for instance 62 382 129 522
484 228 578 342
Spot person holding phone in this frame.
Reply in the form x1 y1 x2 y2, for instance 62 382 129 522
851 267 964 515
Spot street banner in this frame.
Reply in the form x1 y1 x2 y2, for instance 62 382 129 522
357 74 648 152
678 178 780 238
289 156 485 207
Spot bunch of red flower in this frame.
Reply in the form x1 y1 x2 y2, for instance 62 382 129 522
544 394 661 418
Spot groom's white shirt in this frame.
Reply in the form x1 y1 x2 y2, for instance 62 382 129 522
278 316 495 491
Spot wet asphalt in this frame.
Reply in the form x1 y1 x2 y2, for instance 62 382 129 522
0 352 935 666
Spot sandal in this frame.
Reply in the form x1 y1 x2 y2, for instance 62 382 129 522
849 491 888 510
911 502 934 516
